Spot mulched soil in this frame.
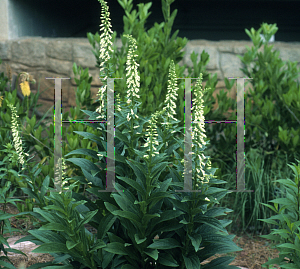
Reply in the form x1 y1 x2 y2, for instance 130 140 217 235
1 202 283 269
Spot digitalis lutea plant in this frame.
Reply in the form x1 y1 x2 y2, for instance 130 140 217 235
26 1 243 268
86 10 241 265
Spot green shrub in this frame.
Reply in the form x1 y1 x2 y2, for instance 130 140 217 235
205 22 300 235
238 22 300 171
205 22 300 180
259 159 300 268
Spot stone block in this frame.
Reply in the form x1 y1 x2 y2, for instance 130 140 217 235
0 40 11 60
34 98 55 116
73 42 97 69
46 57 72 76
10 39 46 67
220 52 244 79
233 46 248 55
67 85 78 107
276 47 300 64
218 44 234 53
30 71 71 107
46 40 73 60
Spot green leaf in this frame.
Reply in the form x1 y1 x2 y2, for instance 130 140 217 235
111 210 142 229
31 243 69 253
151 210 184 227
150 162 169 177
148 238 181 249
257 218 280 226
194 215 227 233
73 63 78 75
277 243 300 252
126 159 147 182
87 32 94 46
89 239 106 252
146 76 151 87
115 130 130 144
103 242 130 255
66 240 79 250
104 202 119 214
64 148 99 160
117 176 146 197
148 192 175 210
182 254 200 269
76 210 98 230
141 213 160 225
188 233 202 252
97 213 117 240
158 252 179 267
66 158 100 174
0 260 19 269
72 131 104 146
153 85 161 98
292 135 299 148
134 233 147 245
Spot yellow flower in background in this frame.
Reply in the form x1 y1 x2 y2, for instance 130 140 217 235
0 95 3 107
20 81 31 97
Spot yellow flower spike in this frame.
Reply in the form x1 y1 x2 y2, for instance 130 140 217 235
20 81 31 97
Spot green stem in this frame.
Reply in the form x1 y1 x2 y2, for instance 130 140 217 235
27 96 29 116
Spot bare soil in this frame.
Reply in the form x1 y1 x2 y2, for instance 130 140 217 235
1 202 283 269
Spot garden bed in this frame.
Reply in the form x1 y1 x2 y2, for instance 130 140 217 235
1 203 281 269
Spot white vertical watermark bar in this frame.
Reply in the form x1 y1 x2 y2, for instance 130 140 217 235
176 78 202 193
229 77 253 193
98 77 123 193
46 77 70 193
48 76 123 193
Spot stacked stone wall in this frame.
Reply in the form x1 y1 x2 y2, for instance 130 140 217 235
0 37 299 123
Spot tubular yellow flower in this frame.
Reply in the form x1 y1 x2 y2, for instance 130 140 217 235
161 60 179 130
96 0 114 120
191 73 213 185
0 96 3 107
124 34 140 113
20 81 31 97
142 110 162 159
7 102 29 170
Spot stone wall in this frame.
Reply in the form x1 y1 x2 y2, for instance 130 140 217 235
0 37 299 121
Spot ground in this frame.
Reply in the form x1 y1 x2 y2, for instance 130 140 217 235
1 202 282 269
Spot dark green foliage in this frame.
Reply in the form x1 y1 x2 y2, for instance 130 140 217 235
259 159 300 268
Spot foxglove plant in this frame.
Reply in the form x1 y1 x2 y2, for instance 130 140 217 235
28 1 242 268
7 1 242 268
